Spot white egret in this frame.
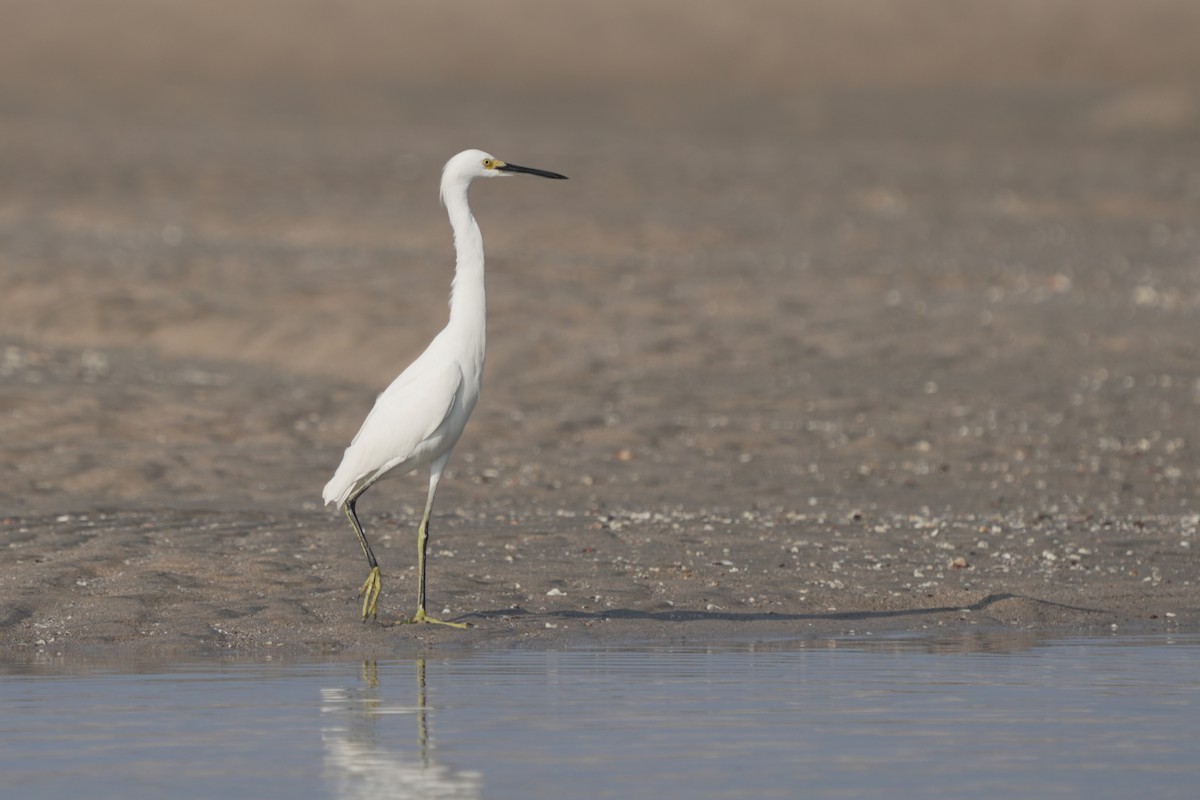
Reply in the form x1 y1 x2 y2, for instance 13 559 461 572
323 149 567 626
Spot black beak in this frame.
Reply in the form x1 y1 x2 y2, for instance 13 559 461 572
498 162 568 180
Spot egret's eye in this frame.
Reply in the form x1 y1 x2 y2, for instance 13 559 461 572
482 158 495 169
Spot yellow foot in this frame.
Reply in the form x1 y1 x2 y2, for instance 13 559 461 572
358 566 382 621
401 607 469 628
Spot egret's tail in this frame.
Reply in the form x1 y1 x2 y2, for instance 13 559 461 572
322 473 350 509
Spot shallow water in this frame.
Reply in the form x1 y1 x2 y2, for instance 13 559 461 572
2 634 1197 799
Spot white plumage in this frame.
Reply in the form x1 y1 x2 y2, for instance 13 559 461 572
323 148 566 625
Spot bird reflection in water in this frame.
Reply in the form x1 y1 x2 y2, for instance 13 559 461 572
321 660 482 799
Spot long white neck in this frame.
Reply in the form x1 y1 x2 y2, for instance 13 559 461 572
441 178 487 359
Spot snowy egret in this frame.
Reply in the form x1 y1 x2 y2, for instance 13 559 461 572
323 149 567 626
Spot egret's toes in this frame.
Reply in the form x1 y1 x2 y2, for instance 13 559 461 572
405 608 469 628
358 566 382 621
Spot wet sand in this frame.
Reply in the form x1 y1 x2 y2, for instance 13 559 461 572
2 2 1199 657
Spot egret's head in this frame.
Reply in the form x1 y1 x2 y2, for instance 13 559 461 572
443 149 568 185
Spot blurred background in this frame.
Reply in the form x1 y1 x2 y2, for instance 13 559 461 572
1 1 1198 517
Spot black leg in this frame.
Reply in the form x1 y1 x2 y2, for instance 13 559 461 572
345 497 382 621
346 498 379 569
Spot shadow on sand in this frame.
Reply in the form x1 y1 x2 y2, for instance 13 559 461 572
454 593 1107 626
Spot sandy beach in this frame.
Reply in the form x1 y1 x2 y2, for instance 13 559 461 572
1 1 1198 658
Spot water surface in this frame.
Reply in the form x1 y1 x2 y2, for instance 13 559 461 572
2 634 1197 799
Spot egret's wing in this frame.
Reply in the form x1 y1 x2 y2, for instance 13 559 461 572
323 360 463 506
